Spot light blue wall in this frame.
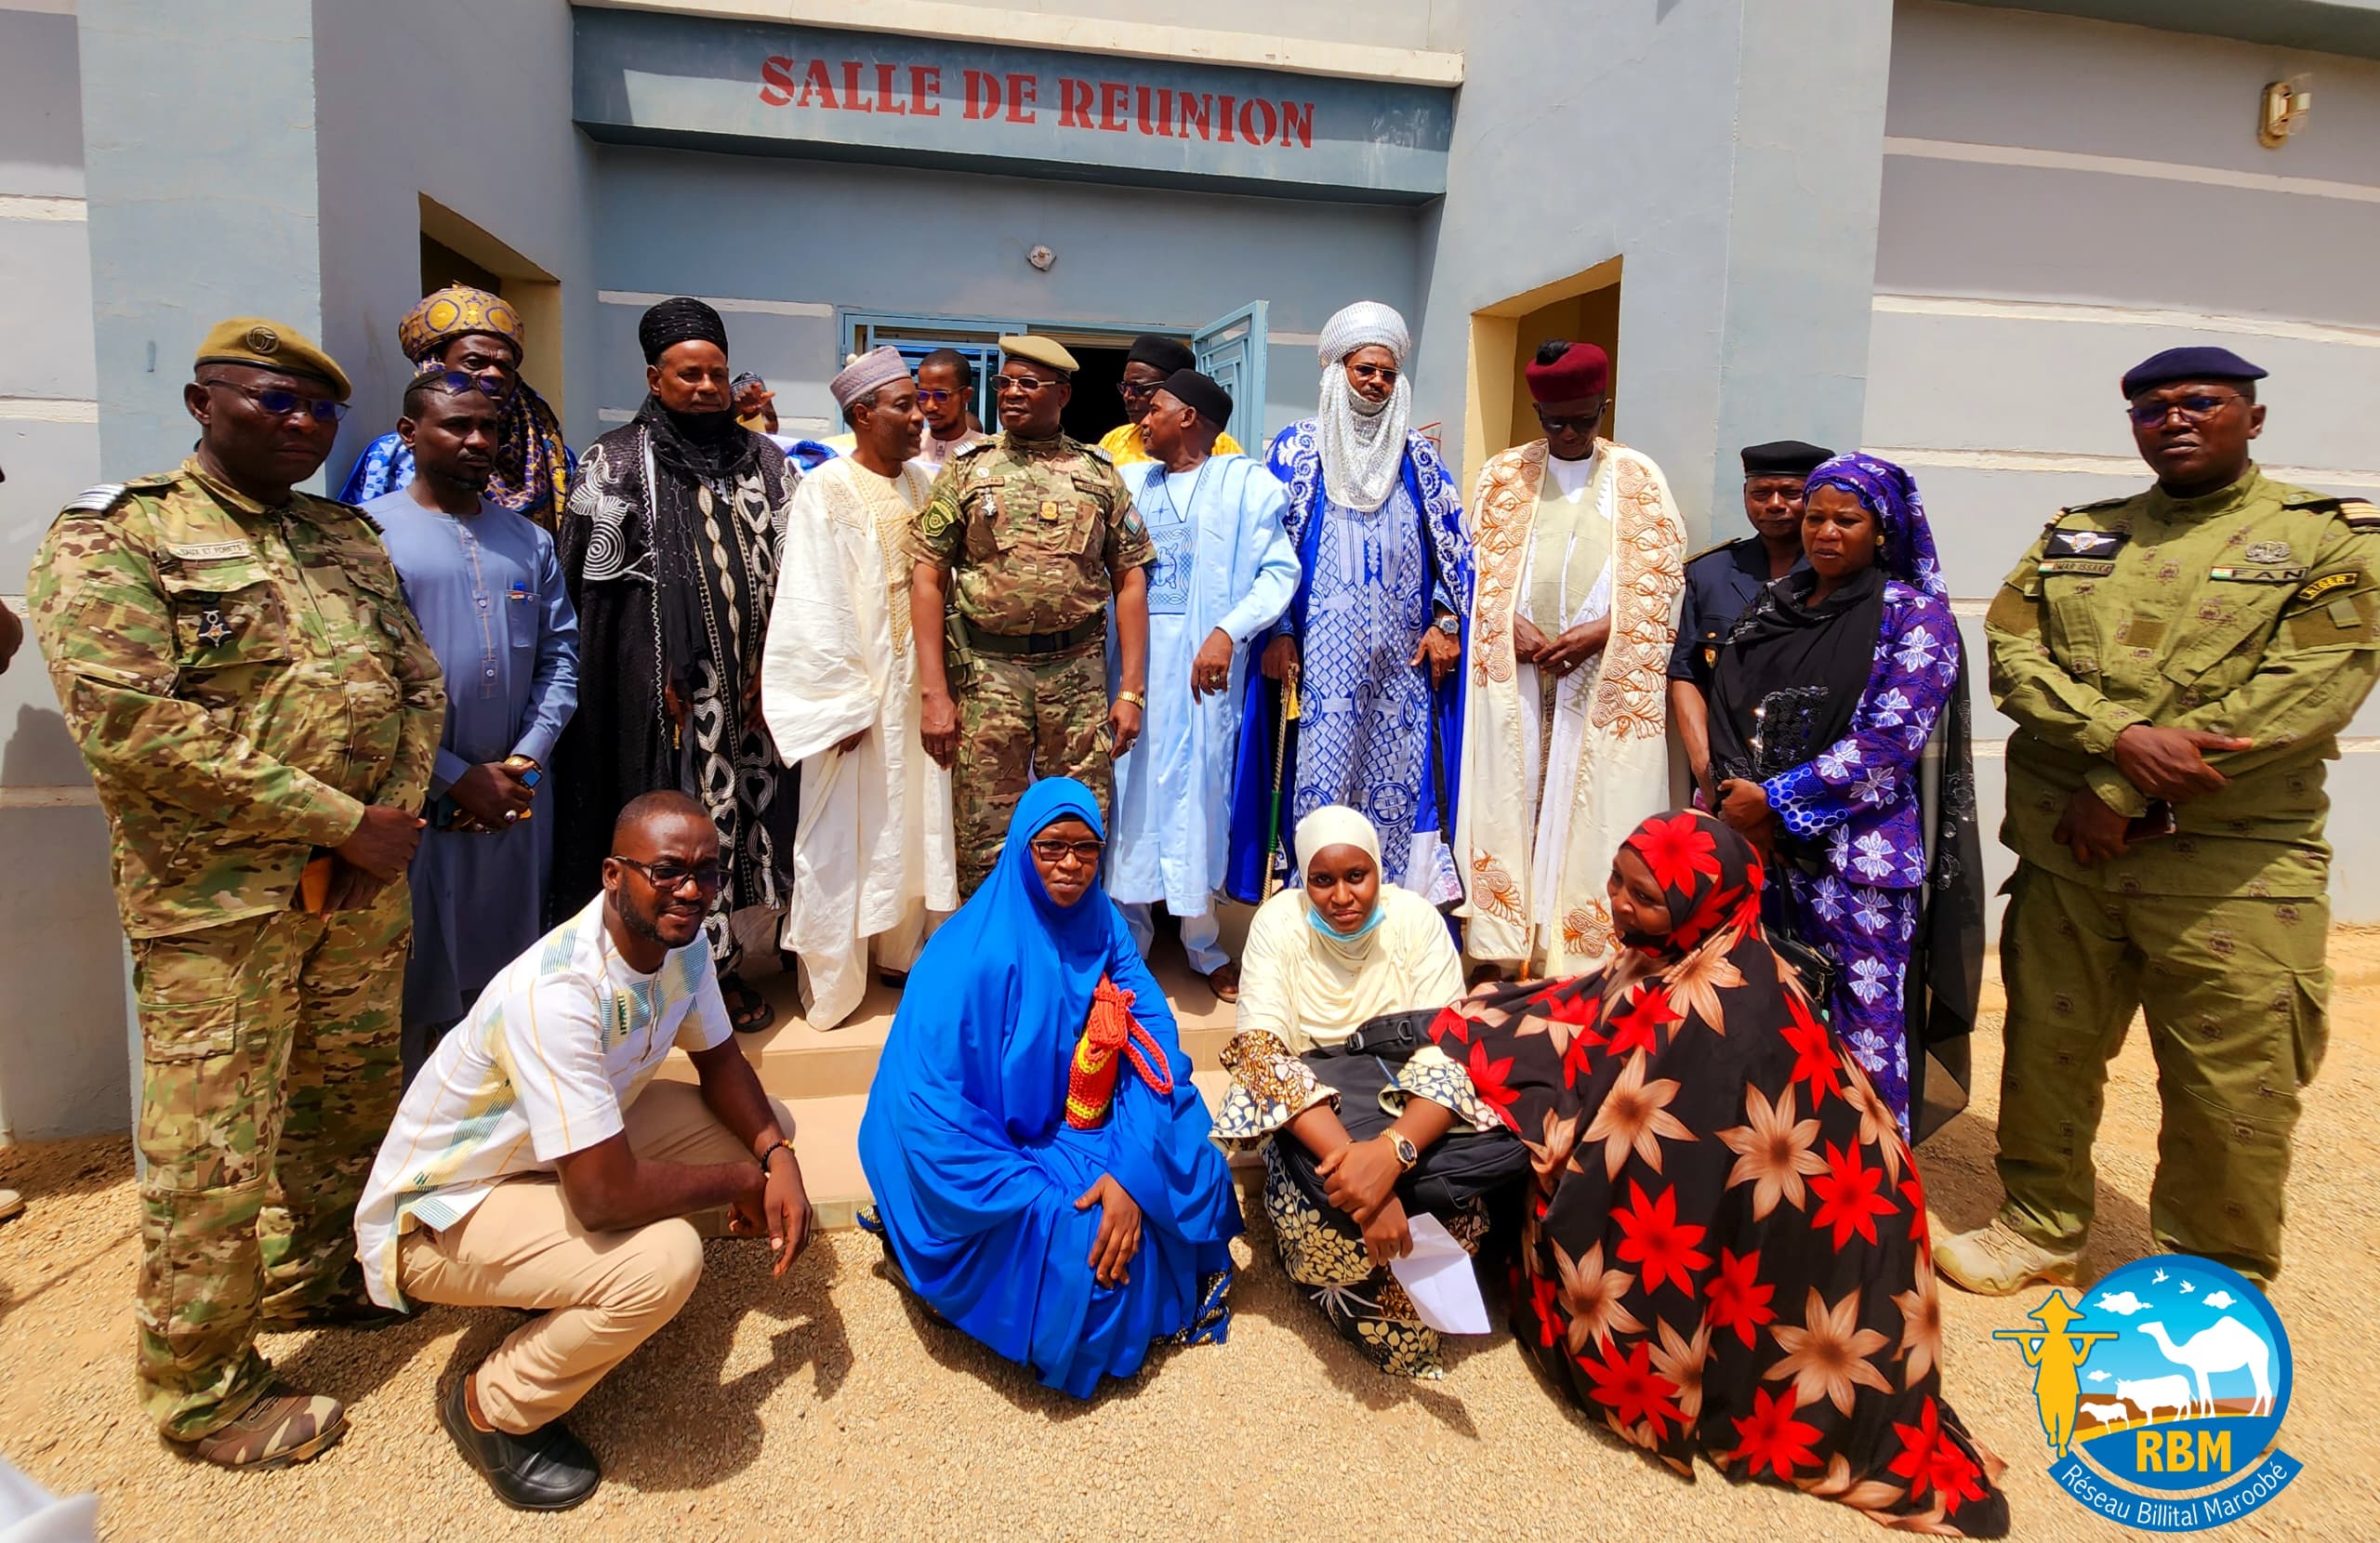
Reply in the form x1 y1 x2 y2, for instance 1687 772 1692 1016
1414 0 1895 543
312 0 601 475
589 145 1423 443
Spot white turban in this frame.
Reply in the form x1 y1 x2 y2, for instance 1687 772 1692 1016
829 346 909 412
1293 804 1382 873
1316 301 1410 367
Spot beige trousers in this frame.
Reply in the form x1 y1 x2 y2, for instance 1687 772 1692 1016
395 1079 795 1433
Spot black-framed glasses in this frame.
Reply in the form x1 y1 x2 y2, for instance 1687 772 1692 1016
1117 378 1159 402
1533 403 1604 435
1346 362 1398 385
610 855 725 893
1028 837 1105 865
994 373 1058 394
2127 392 2243 428
200 377 349 425
917 388 958 405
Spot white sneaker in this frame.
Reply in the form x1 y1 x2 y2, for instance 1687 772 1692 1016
1935 1216 2082 1296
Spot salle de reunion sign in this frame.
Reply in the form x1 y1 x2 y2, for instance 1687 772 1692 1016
574 7 1452 202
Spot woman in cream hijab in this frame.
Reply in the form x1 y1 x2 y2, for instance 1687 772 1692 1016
1215 807 1508 1378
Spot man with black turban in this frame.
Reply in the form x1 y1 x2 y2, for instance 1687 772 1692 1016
550 297 800 1032
1096 334 1244 468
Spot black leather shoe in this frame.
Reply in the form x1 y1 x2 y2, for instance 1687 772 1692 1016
439 1375 599 1511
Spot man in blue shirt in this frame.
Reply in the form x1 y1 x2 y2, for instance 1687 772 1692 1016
364 371 579 1079
1667 439 1830 800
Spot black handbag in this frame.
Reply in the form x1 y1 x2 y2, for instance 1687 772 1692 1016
1269 1007 1529 1218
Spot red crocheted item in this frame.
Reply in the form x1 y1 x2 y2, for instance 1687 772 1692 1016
1064 976 1174 1129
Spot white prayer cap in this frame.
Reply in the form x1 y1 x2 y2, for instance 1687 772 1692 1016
1293 804 1383 873
1316 301 1410 367
829 346 910 411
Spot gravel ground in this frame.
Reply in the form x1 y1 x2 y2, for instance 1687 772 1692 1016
5 934 2378 1541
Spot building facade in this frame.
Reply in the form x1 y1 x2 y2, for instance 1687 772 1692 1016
4 0 2375 1137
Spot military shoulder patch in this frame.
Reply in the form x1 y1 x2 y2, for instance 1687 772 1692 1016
2294 570 2362 606
2044 528 2128 560
60 482 128 515
2058 495 2133 518
2338 497 2380 533
1083 442 1116 465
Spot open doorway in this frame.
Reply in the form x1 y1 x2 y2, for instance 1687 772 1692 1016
417 195 564 416
1057 343 1132 444
1462 257 1622 493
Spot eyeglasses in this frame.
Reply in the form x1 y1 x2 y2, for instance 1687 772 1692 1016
1534 404 1604 435
994 373 1057 394
200 377 349 425
422 370 498 400
1117 379 1158 402
1028 837 1105 865
917 388 959 405
1345 362 1398 385
2127 392 2244 428
610 855 725 893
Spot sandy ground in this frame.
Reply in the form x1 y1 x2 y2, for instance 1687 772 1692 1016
4 936 2377 1542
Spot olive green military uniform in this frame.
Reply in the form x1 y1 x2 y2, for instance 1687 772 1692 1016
27 459 444 1439
1984 465 2380 1281
915 431 1153 895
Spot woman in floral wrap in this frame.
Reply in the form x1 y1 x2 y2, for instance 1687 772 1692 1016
1430 810 2008 1536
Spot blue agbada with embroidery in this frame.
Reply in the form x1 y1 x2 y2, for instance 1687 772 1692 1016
857 778 1242 1397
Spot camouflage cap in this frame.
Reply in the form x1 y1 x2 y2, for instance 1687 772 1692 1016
998 335 1078 377
194 317 352 399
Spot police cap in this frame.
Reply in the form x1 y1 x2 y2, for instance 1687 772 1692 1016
2121 346 2267 400
1741 440 1832 477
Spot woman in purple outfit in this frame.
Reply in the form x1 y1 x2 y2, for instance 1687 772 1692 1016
1706 453 1984 1141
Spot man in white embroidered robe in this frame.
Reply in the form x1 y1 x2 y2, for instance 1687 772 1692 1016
1107 369 1298 997
760 349 958 1027
1458 341 1686 974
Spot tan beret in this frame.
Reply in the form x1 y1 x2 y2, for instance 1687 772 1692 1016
999 334 1079 377
194 316 352 399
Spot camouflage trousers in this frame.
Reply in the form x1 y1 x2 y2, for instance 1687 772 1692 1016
954 640 1112 896
130 884 408 1439
1993 861 2329 1283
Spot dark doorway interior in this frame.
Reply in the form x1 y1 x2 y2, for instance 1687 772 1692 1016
1058 345 1133 445
421 232 504 298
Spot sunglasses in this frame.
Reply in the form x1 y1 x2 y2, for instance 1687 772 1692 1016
201 377 349 425
1028 837 1105 865
610 855 725 893
2127 393 2244 428
1117 379 1159 402
994 373 1058 394
1346 362 1398 385
917 388 959 405
422 370 499 400
1534 404 1604 435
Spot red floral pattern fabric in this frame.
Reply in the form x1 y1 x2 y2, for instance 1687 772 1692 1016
1428 810 2008 1536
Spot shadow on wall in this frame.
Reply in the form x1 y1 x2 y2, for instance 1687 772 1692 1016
0 703 129 1141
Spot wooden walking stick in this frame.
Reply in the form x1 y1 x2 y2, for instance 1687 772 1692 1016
1262 673 1302 900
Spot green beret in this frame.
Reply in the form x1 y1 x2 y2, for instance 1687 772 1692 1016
194 316 352 400
999 334 1079 377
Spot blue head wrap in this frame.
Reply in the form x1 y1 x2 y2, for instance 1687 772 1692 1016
856 778 1243 1397
1805 452 1947 599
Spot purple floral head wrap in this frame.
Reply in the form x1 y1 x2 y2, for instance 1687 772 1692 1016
1805 452 1945 600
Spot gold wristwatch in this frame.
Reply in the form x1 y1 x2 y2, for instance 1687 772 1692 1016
1388 1130 1420 1170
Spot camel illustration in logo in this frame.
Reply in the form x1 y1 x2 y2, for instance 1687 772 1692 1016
2139 1317 2276 1418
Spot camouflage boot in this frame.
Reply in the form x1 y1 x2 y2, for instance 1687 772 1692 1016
179 1386 348 1470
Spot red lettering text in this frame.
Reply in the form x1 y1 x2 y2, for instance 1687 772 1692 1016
1238 97 1276 144
873 62 906 114
1278 99 1313 149
910 64 941 116
963 68 1000 119
1217 93 1236 142
840 60 873 112
1060 77 1094 127
1099 80 1130 132
1177 92 1211 139
1005 72 1037 123
796 57 838 110
760 56 797 106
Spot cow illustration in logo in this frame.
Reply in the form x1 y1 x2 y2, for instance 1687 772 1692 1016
1990 1255 2301 1532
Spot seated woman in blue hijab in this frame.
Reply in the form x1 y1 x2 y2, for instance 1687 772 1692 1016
857 778 1243 1398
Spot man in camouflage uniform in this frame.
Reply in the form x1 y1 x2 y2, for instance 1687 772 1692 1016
27 319 444 1466
911 336 1152 896
1939 346 2379 1292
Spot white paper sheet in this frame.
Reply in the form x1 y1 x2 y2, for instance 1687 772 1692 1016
1389 1212 1493 1335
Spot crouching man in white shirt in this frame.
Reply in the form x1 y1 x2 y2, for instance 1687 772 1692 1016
354 789 813 1511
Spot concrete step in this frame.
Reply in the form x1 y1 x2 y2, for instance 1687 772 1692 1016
657 907 1256 1229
